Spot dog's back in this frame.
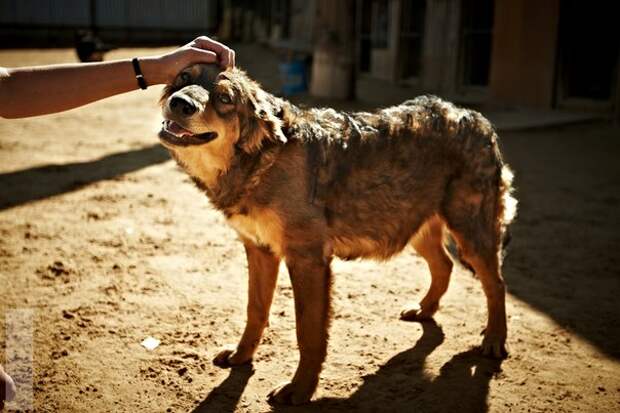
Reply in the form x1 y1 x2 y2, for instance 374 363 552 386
281 95 515 262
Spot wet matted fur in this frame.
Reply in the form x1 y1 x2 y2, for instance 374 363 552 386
157 64 517 405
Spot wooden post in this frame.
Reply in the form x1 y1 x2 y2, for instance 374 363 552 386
310 0 356 99
615 49 620 126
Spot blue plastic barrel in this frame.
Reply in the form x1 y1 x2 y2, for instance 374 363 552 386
279 60 307 96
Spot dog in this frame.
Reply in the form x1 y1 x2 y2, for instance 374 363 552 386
157 64 517 405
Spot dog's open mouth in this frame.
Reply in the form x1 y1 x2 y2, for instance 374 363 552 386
159 120 218 146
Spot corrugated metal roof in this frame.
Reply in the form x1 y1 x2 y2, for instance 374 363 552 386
0 0 216 29
0 0 90 26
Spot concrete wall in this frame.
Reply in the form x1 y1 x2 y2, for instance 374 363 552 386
489 0 560 108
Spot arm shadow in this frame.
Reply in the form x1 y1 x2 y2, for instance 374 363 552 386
0 144 170 210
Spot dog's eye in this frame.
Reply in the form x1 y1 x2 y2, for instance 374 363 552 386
217 93 233 105
180 72 191 83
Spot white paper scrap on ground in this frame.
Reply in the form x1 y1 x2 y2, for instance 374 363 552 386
141 336 160 350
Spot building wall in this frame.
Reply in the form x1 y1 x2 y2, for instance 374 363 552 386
289 0 316 47
489 0 560 108
369 0 400 81
356 0 465 102
360 0 460 86
420 0 461 94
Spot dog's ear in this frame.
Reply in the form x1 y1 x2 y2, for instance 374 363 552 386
238 87 287 153
159 84 174 106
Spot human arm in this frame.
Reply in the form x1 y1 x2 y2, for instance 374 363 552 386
0 36 235 119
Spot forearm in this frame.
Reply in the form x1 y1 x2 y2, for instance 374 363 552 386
0 36 234 119
0 57 163 119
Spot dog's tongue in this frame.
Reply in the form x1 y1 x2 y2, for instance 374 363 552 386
167 121 193 137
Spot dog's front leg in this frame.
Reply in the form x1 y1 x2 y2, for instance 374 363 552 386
213 242 280 367
268 252 331 405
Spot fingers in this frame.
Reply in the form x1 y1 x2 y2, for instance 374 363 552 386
227 48 236 68
189 36 235 68
188 47 218 64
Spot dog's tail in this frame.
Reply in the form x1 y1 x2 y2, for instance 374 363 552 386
498 164 518 247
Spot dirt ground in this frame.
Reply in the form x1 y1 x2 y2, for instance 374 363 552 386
1 46 619 413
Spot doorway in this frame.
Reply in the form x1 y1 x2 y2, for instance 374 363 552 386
397 0 427 80
459 0 494 89
556 0 619 107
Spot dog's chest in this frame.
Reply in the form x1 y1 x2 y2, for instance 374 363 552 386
227 208 283 255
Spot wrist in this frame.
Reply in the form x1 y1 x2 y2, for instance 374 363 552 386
138 56 168 86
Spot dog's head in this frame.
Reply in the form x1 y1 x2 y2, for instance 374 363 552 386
159 64 287 173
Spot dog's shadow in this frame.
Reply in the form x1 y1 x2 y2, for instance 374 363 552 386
270 321 503 413
190 364 254 413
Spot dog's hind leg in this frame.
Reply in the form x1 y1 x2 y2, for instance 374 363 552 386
213 242 280 367
401 215 453 321
442 177 508 359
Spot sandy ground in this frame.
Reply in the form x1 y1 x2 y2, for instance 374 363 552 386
1 46 619 413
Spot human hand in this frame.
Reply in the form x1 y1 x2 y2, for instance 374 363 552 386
141 36 235 85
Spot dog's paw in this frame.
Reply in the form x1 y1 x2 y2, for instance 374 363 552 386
212 346 252 368
399 303 436 322
481 333 508 359
267 380 315 405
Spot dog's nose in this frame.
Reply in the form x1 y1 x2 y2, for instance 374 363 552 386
169 96 197 116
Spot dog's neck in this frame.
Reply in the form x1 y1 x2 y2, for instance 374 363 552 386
187 143 281 214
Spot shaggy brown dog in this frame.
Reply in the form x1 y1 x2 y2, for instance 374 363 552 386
158 64 517 404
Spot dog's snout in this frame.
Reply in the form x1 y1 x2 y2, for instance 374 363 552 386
169 96 197 116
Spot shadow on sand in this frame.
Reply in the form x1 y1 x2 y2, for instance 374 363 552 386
201 322 502 413
499 128 620 360
191 364 254 413
0 144 170 210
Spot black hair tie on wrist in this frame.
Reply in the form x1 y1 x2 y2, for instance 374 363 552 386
131 57 148 90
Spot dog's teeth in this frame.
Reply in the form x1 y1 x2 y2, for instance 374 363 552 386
162 120 195 138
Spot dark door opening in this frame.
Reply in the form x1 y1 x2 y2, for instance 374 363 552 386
459 0 494 87
358 0 373 73
270 0 291 39
358 0 390 73
557 0 619 102
398 0 426 80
